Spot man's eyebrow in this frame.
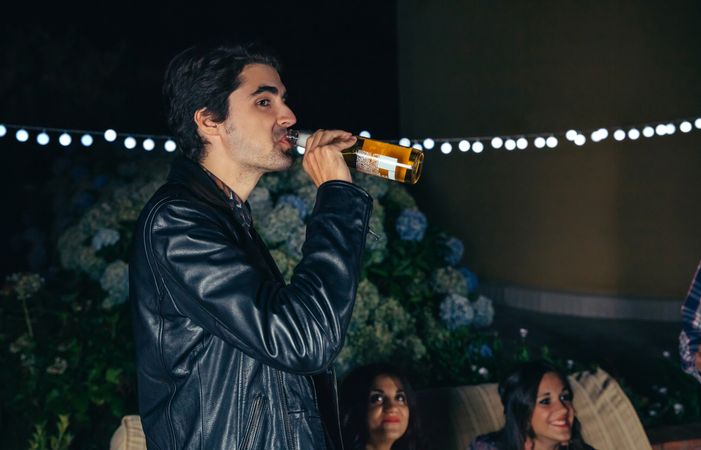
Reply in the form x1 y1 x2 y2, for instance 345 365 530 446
251 85 282 96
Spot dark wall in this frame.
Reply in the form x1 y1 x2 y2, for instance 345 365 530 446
0 2 399 277
397 1 701 299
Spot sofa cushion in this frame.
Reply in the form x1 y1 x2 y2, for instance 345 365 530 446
416 367 652 450
109 415 146 450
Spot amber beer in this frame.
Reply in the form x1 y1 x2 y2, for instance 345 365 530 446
287 130 424 184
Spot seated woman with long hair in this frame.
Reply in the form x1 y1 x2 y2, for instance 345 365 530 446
339 362 426 450
469 360 595 450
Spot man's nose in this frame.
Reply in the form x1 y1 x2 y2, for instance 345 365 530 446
278 103 296 128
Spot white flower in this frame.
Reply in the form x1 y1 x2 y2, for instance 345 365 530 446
649 410 658 417
662 350 671 358
519 328 528 338
100 260 129 308
478 367 489 377
673 403 684 415
91 228 120 251
658 386 668 395
46 357 68 375
566 359 574 369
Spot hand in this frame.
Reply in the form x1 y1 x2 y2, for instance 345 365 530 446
695 351 701 373
302 129 355 187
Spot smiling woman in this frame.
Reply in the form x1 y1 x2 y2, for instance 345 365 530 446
468 361 595 450
339 363 427 450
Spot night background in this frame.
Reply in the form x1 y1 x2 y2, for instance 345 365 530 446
2 1 701 448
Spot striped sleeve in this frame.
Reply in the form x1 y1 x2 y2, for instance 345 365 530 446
680 261 701 382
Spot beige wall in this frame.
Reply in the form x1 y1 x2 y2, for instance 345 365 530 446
397 1 701 299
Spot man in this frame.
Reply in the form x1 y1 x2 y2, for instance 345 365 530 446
679 260 701 382
130 43 373 449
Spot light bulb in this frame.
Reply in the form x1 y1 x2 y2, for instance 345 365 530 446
613 129 626 141
458 140 470 152
472 141 484 153
59 133 72 146
491 137 503 149
574 134 586 146
81 134 94 147
627 128 640 140
164 139 177 152
546 136 558 148
423 138 435 150
398 138 411 147
16 129 29 142
359 130 371 138
666 123 676 135
680 121 692 133
565 129 577 141
655 124 666 136
516 137 527 149
412 143 423 150
534 137 546 148
504 139 516 151
642 126 654 137
124 137 137 149
440 142 452 154
104 129 117 142
0 125 7 137
695 118 701 129
143 138 155 151
37 132 50 145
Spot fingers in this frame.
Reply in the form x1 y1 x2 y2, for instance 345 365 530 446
302 129 354 186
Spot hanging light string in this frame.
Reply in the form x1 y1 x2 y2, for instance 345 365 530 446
1 115 700 155
0 123 177 152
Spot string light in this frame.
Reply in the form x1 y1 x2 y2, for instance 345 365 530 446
37 132 50 146
81 134 94 147
59 133 72 147
0 114 700 156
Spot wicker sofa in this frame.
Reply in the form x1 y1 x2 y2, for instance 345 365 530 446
111 368 652 450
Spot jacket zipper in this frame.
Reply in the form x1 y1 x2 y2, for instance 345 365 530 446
276 370 295 449
241 395 264 450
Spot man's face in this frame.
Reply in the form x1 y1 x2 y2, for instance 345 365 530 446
218 63 297 175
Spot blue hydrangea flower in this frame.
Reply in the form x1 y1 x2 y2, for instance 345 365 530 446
479 344 493 358
443 237 464 265
395 209 427 241
277 194 308 219
457 266 479 292
439 293 474 330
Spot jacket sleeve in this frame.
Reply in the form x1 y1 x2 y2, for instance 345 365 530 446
148 180 372 375
680 261 701 382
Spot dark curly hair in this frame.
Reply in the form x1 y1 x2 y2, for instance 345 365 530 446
162 42 281 162
497 360 592 450
339 363 426 450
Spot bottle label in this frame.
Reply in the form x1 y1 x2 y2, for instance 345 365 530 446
356 150 398 180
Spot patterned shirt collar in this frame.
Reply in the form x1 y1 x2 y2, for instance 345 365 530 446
200 165 253 229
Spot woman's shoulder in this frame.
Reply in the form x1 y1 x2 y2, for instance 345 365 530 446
467 431 501 450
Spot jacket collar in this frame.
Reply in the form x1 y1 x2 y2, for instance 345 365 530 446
167 154 233 210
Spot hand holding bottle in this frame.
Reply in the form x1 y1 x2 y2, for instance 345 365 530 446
288 129 424 184
300 129 356 187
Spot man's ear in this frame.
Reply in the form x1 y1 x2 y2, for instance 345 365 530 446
194 108 221 138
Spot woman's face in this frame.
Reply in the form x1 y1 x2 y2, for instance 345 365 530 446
366 374 410 448
530 372 575 448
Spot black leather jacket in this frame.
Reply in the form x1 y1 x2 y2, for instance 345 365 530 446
130 156 372 449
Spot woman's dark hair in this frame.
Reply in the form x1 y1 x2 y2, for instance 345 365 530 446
163 42 281 162
339 363 425 450
497 360 590 450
